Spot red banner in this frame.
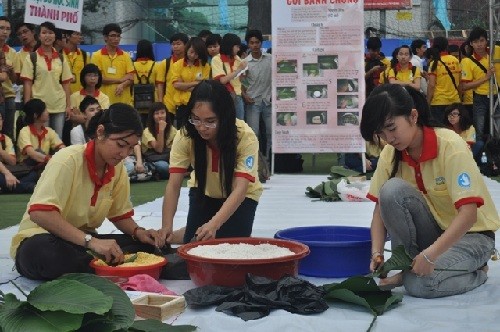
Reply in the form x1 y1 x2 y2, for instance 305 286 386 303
364 0 412 10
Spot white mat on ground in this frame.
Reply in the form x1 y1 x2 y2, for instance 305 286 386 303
1 174 500 332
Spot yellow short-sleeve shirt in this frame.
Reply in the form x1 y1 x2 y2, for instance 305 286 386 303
0 134 16 157
70 89 110 110
169 119 263 202
388 64 421 84
20 48 73 114
171 58 211 106
367 127 500 232
63 48 87 93
17 125 63 162
15 47 31 76
211 54 243 95
1 45 17 98
133 59 161 105
157 57 181 114
90 47 134 105
460 46 500 96
428 54 461 106
10 141 134 258
141 126 177 154
453 126 476 146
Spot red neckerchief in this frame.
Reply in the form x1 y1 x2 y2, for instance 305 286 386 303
36 47 60 71
220 54 235 70
171 55 180 63
63 48 81 55
100 46 124 55
84 140 116 206
473 47 489 61
0 134 4 144
79 88 100 97
1 44 9 52
395 63 413 71
439 51 449 56
29 124 48 147
183 58 200 67
207 144 220 172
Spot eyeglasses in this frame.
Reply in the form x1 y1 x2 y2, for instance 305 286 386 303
16 28 30 36
447 112 460 118
188 117 217 128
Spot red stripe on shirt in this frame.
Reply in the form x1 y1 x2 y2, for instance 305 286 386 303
455 197 484 209
109 210 134 223
29 204 60 214
366 193 378 203
169 167 188 173
234 172 255 183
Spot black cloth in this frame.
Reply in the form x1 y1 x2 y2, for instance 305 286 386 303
15 233 156 280
183 188 257 243
183 274 329 321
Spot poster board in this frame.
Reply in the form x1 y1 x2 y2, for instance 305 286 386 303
271 0 366 154
24 0 84 32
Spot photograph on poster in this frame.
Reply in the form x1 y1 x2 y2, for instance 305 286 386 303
276 112 298 126
337 95 359 109
303 63 322 77
318 55 338 69
306 111 327 125
337 79 359 93
276 87 297 101
306 85 328 99
337 112 359 126
277 60 298 73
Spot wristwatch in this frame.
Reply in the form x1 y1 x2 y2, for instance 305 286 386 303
84 234 92 248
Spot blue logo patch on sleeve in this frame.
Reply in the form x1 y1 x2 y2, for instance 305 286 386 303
245 156 254 169
457 173 471 188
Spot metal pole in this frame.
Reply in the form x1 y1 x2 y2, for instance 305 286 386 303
489 0 494 137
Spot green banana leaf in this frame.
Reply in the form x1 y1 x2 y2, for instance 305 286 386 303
328 166 361 179
0 294 83 332
60 273 135 332
371 245 413 278
28 279 112 315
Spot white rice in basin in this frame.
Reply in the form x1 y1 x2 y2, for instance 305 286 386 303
187 243 295 259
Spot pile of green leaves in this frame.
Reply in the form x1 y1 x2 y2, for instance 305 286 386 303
305 166 363 202
0 273 196 332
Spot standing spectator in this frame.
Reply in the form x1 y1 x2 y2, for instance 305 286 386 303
459 41 474 119
21 21 73 139
242 29 272 158
70 63 110 110
171 37 210 127
197 29 212 42
17 98 65 166
211 33 247 120
205 33 221 65
388 45 421 91
70 96 101 145
157 33 189 125
91 23 134 105
141 102 177 180
365 37 390 97
410 39 428 94
0 17 18 140
460 27 500 141
133 39 161 122
14 22 37 80
63 30 88 94
426 36 461 124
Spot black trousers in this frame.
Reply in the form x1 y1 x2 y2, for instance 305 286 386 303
183 188 258 243
15 233 155 280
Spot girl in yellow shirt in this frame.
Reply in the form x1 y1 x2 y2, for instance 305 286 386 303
361 84 499 298
444 103 483 160
388 45 421 91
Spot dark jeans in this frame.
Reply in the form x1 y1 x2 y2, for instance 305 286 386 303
0 97 16 139
15 233 155 280
430 105 448 125
473 93 496 140
183 188 258 243
0 170 38 193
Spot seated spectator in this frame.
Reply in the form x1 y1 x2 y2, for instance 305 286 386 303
17 99 65 169
345 136 386 173
70 96 101 145
0 112 37 193
123 143 152 182
444 103 483 161
141 102 177 180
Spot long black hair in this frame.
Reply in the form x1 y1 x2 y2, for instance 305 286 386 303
445 103 473 132
182 80 237 199
429 36 448 73
360 84 440 178
146 102 172 149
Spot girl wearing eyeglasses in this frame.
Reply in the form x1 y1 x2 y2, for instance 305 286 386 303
444 103 483 161
159 80 262 245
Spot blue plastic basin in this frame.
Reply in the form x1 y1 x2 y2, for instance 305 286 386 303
274 226 371 278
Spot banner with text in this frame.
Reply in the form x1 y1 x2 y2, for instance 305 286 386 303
271 0 365 153
24 0 84 32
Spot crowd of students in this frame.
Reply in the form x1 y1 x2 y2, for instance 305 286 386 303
0 18 272 193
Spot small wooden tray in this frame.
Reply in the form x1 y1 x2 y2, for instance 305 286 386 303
132 294 186 321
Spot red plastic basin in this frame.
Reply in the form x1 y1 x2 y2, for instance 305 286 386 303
90 257 167 280
177 237 310 287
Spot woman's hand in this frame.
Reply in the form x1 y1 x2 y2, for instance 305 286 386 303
5 172 19 190
158 120 167 132
135 228 161 246
115 83 125 96
370 253 385 273
158 226 173 247
195 220 219 241
135 162 145 173
411 252 435 277
88 238 124 265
